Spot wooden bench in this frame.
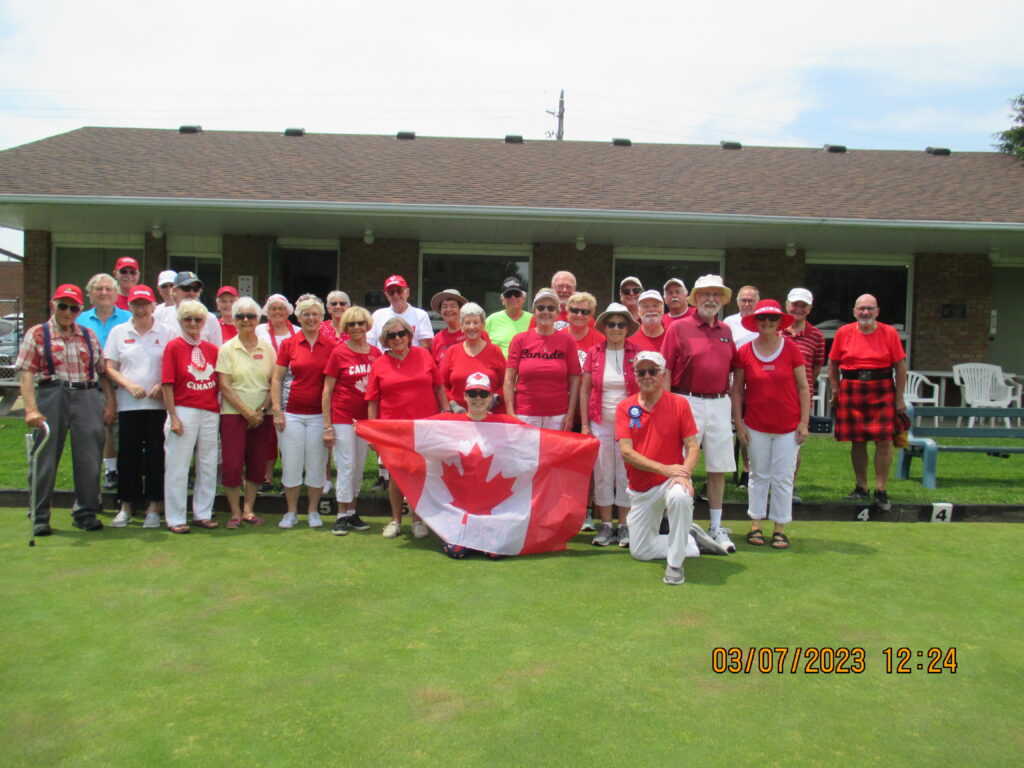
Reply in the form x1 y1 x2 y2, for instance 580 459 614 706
897 405 1024 488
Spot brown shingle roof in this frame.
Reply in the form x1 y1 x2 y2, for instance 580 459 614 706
1 126 1022 223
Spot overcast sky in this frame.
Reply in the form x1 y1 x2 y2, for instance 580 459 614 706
2 0 1022 256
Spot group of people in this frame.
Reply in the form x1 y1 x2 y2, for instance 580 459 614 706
18 262 907 586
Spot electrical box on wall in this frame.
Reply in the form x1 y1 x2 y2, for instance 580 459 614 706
238 275 254 297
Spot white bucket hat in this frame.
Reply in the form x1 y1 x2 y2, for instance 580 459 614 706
688 275 732 306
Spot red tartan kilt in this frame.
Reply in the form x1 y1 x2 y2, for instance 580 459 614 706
835 377 896 442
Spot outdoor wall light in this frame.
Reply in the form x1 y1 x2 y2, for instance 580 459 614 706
364 230 375 246
151 223 164 240
575 236 586 252
785 242 796 257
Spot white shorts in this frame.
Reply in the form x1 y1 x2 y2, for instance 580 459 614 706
684 395 736 473
332 423 370 504
590 419 629 508
517 413 566 430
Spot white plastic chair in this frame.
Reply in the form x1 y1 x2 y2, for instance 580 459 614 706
812 373 829 417
952 363 1013 428
905 371 940 425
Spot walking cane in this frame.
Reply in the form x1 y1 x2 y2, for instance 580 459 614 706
26 421 50 547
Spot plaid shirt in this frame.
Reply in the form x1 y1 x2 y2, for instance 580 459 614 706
15 317 106 384
780 322 826 394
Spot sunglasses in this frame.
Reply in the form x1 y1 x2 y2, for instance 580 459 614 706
756 314 782 322
604 320 628 329
181 317 204 324
534 304 557 312
569 307 591 316
234 313 258 321
178 285 201 292
503 291 524 299
620 287 642 295
464 389 490 399
385 329 409 340
118 268 139 276
346 320 366 328
635 368 660 378
56 302 82 313
385 287 405 295
329 301 349 307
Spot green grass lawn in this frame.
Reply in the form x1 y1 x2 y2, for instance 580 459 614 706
2 417 1021 506
2 514 1021 767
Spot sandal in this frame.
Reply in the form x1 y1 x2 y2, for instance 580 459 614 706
226 518 242 529
169 524 190 534
192 519 219 530
241 514 265 526
771 532 790 549
746 528 766 546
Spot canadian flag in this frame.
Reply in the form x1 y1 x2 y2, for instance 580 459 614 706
356 419 599 555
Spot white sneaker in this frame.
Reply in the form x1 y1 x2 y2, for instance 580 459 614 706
308 511 323 528
412 520 429 539
382 520 401 538
686 533 701 558
322 480 333 495
111 509 131 527
142 512 161 529
279 512 298 529
580 514 596 532
689 523 729 556
709 526 737 554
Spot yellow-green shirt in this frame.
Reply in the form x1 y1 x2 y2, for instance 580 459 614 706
215 336 275 414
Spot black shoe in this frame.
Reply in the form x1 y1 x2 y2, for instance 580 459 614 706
371 476 389 492
736 471 749 488
698 483 708 502
843 486 870 501
259 481 274 494
33 522 53 536
347 514 370 531
332 517 350 536
73 516 104 531
103 470 118 490
873 489 892 512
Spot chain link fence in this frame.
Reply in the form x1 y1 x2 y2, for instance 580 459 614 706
1 297 23 381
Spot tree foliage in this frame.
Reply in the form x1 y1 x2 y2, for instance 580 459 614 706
995 94 1024 160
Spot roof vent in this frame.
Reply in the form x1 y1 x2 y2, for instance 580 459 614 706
612 138 632 147
504 134 524 144
824 144 847 153
720 140 742 150
178 125 202 134
925 146 951 156
284 127 305 137
396 131 416 140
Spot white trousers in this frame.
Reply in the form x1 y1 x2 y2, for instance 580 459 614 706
281 412 328 488
626 480 695 568
684 395 736 473
590 419 629 507
746 428 799 524
332 423 370 505
517 413 566 430
164 406 219 527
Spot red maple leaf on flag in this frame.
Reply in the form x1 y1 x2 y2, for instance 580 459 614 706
441 443 517 524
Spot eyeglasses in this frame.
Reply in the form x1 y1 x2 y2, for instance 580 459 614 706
569 307 591 316
234 313 258 321
329 301 349 307
56 302 82 313
604 320 628 329
179 285 201 292
118 268 139 276
385 287 405 295
756 314 781 322
346 320 367 328
385 329 409 340
620 287 642 295
635 368 660 378
534 304 557 312
464 389 490 399
855 306 878 312
181 317 204 324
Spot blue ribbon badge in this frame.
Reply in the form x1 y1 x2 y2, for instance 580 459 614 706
628 404 643 428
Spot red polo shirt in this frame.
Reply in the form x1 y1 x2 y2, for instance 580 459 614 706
661 314 739 395
628 329 665 353
276 333 333 415
615 392 697 492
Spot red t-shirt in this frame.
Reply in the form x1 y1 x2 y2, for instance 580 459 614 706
428 412 523 425
219 318 238 342
365 346 443 420
735 339 805 434
829 322 905 370
431 328 490 363
661 314 739 394
628 329 665 353
661 307 695 329
161 337 220 412
115 293 130 311
323 343 382 424
439 342 507 412
615 392 697 492
276 333 334 415
506 330 582 416
561 326 604 370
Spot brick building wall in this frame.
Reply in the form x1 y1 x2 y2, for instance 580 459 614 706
143 233 168 289
223 235 273 300
533 242 614 308
23 230 51 327
340 238 420 309
911 253 991 370
723 248 806 312
0 261 23 302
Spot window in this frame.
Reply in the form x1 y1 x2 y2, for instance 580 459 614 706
421 245 530 323
169 255 221 312
270 244 338 303
54 246 143 297
613 249 723 299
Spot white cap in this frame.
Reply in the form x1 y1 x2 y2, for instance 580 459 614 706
633 351 666 372
532 288 560 307
787 287 814 305
464 372 492 393
637 289 664 305
157 270 177 286
619 275 643 289
663 277 687 292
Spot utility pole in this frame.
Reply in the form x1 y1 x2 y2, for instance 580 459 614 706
546 90 565 140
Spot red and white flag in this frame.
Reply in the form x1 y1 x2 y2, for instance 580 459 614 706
356 419 599 555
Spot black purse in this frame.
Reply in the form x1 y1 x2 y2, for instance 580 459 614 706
808 415 834 434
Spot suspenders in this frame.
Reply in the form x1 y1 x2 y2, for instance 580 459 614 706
41 322 96 381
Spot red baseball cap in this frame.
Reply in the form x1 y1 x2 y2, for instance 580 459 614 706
52 284 84 305
217 285 239 297
128 285 157 304
115 256 140 272
384 275 408 290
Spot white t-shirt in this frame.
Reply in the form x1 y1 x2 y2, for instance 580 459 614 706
154 303 223 346
724 313 758 349
104 319 178 411
366 304 434 350
600 348 627 424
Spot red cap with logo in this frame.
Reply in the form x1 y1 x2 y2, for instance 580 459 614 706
52 284 84 305
217 285 239 297
128 285 157 304
115 256 140 272
384 275 408 290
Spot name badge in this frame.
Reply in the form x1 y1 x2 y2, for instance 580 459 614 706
125 339 136 344
254 354 264 359
763 364 775 371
